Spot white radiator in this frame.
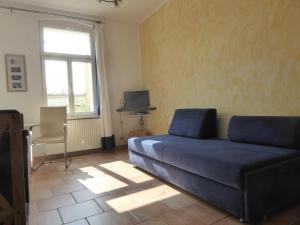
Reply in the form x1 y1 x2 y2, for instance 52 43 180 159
67 118 101 152
31 118 102 156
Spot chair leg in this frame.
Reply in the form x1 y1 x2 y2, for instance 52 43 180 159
31 161 44 171
64 142 71 169
64 142 67 168
31 144 44 171
31 142 71 171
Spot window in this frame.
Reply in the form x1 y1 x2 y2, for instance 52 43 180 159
41 23 98 117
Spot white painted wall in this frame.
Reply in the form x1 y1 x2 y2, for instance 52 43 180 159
0 9 44 124
0 8 143 150
103 22 144 145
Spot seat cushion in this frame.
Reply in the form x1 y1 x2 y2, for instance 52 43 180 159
228 116 300 149
168 108 217 139
32 135 65 144
128 136 165 161
129 135 300 190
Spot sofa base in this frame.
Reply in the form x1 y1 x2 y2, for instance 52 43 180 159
129 150 244 220
243 156 300 222
129 150 300 223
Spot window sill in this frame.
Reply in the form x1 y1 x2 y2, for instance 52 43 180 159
67 115 101 121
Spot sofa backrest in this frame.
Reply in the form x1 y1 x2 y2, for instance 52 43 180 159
228 116 300 149
168 108 217 139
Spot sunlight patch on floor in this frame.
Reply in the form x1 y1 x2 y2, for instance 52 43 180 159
99 161 154 183
106 185 180 213
78 176 128 195
79 166 106 178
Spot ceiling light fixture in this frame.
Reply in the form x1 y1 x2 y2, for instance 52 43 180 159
98 0 122 7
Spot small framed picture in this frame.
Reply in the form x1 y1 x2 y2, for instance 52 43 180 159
5 54 27 92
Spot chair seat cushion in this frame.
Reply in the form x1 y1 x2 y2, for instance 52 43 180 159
129 135 300 190
32 135 65 144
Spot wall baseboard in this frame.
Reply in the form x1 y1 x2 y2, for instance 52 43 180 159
32 145 128 163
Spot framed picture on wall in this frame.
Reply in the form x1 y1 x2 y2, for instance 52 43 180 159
5 54 27 92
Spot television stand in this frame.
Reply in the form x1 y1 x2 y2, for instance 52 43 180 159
128 129 150 138
128 112 149 130
127 112 152 138
116 106 156 140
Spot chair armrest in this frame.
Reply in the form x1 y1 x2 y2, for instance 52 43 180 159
29 125 40 131
64 123 67 131
64 123 68 138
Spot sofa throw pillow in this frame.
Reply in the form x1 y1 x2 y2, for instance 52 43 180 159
228 116 300 149
168 108 217 139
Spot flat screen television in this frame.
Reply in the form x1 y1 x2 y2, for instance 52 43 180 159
123 90 150 111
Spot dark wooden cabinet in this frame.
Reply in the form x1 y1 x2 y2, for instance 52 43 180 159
0 111 28 225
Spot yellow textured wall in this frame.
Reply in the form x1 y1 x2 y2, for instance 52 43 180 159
140 0 300 135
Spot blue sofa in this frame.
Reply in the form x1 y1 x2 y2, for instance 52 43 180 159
128 109 300 223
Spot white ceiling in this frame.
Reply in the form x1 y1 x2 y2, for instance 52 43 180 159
0 0 168 23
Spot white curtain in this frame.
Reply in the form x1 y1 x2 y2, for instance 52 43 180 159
94 24 114 147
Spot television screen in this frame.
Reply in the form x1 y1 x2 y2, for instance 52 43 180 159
124 90 150 110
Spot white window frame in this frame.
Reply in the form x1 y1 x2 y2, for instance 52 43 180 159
40 21 98 119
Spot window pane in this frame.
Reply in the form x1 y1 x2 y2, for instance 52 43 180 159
43 27 91 55
72 62 95 114
44 60 69 111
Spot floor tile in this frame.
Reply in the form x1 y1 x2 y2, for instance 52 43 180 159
72 189 100 203
94 191 131 212
95 192 142 213
64 219 89 225
29 150 300 225
162 192 197 209
130 202 173 221
87 210 139 225
30 178 64 190
211 217 242 225
59 200 103 223
29 201 38 214
159 203 226 225
35 194 76 212
29 209 62 225
77 166 107 178
30 188 53 201
52 181 85 196
125 184 179 207
99 161 154 184
77 175 128 196
136 218 168 225
71 188 124 203
196 200 228 218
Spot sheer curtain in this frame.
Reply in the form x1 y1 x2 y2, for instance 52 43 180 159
94 24 115 150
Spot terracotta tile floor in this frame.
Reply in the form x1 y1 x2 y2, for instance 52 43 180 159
29 148 300 225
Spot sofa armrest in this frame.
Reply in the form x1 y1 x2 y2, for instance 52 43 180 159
243 157 300 222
